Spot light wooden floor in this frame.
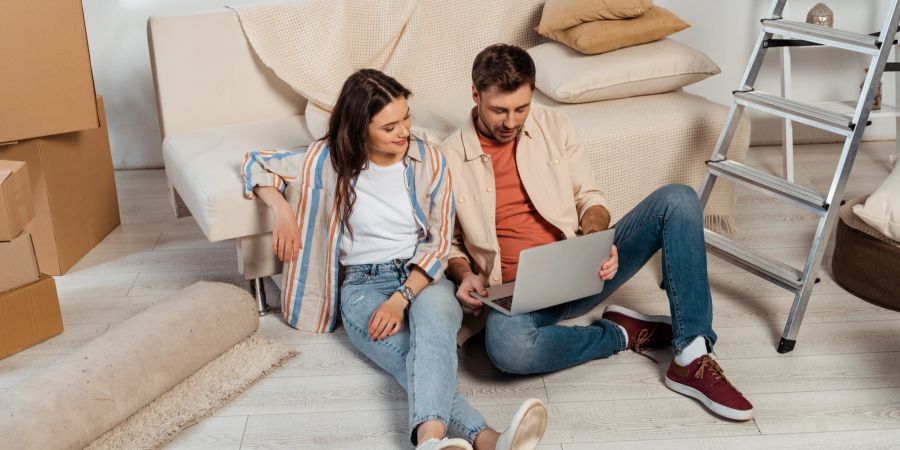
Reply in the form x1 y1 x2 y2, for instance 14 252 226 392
2 142 899 449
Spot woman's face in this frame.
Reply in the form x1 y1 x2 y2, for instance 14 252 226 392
367 97 411 157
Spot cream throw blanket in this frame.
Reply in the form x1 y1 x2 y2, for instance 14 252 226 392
230 0 546 110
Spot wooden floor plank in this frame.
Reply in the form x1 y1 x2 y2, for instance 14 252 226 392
563 429 900 449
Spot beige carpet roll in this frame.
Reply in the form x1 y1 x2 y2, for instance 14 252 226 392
0 281 259 450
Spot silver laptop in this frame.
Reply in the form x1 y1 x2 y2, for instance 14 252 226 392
473 229 615 315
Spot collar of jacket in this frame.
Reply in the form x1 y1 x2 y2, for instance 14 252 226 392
462 106 535 162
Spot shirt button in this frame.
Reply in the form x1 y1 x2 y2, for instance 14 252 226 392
458 197 465 203
486 186 493 192
553 159 560 165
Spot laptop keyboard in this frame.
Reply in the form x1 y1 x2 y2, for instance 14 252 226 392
492 296 513 311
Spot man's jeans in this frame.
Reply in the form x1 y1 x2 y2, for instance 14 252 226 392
484 184 717 375
340 260 488 444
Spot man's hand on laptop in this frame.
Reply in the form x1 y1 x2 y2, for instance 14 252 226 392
456 273 487 315
597 245 618 281
579 205 611 235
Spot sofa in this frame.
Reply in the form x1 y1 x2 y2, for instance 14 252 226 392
147 3 750 313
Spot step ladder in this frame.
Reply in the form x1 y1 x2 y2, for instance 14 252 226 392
698 0 900 353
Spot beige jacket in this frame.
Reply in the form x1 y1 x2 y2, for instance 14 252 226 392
442 104 610 288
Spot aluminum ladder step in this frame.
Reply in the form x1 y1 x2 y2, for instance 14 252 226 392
704 229 804 293
707 160 828 216
762 19 881 55
734 90 855 136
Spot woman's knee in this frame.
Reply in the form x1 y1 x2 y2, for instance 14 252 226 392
409 277 463 326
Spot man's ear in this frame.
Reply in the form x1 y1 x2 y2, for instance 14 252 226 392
471 85 480 104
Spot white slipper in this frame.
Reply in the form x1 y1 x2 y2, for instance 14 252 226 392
496 398 548 450
416 437 473 450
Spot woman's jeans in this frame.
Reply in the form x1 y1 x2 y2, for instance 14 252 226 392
340 259 489 444
484 184 718 375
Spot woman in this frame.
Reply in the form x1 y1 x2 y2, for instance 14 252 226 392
241 69 547 450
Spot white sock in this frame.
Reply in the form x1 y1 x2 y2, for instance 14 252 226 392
675 336 707 366
616 324 629 348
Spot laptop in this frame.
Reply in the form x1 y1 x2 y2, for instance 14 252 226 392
472 229 615 316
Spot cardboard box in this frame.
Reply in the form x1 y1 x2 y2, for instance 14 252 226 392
0 160 35 241
0 97 120 275
0 275 63 360
0 0 99 143
0 232 40 294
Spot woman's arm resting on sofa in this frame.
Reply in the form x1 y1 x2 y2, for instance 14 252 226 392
253 186 301 261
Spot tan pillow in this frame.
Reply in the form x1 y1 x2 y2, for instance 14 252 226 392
541 6 690 55
537 0 653 34
529 39 720 103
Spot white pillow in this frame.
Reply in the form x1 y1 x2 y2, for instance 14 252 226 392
853 162 900 241
304 102 330 140
528 39 721 103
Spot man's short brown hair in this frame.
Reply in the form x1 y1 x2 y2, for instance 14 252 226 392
471 44 536 93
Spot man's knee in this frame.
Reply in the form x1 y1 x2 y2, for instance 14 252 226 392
658 184 701 216
484 313 540 375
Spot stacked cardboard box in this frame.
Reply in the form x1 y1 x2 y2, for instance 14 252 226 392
0 161 62 360
0 0 119 358
0 0 120 276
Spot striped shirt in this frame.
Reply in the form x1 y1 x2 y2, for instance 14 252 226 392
241 137 455 332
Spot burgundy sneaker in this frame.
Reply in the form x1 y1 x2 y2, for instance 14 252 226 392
601 305 673 355
665 355 754 421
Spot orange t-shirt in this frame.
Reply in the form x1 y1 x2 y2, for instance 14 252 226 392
477 126 560 283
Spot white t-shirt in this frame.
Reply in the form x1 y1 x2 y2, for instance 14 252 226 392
339 160 421 265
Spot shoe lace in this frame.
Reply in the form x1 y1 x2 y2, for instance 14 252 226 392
694 355 733 388
633 328 659 363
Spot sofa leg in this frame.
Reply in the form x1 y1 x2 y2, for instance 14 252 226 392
249 278 270 316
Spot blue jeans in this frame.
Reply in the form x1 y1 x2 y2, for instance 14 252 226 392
340 259 489 445
485 184 717 374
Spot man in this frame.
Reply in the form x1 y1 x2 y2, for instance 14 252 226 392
442 44 753 421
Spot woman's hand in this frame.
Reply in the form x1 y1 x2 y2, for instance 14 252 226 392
368 293 408 340
252 186 300 262
272 205 301 262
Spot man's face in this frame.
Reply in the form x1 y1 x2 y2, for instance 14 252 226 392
472 84 533 144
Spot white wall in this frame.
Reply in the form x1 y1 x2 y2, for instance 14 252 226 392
84 0 896 169
82 0 300 169
658 0 896 145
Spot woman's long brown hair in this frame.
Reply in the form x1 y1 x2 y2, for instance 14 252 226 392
325 69 411 236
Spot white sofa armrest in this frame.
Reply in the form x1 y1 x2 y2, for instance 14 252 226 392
147 9 305 139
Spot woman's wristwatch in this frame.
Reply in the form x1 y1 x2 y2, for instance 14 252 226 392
395 285 416 306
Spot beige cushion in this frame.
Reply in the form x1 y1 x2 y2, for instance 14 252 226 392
537 0 653 34
162 115 313 242
540 6 689 55
304 102 330 141
529 39 720 103
853 163 900 241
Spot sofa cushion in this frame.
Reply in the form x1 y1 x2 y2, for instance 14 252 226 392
540 6 689 55
163 115 313 242
529 39 720 103
537 0 653 34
